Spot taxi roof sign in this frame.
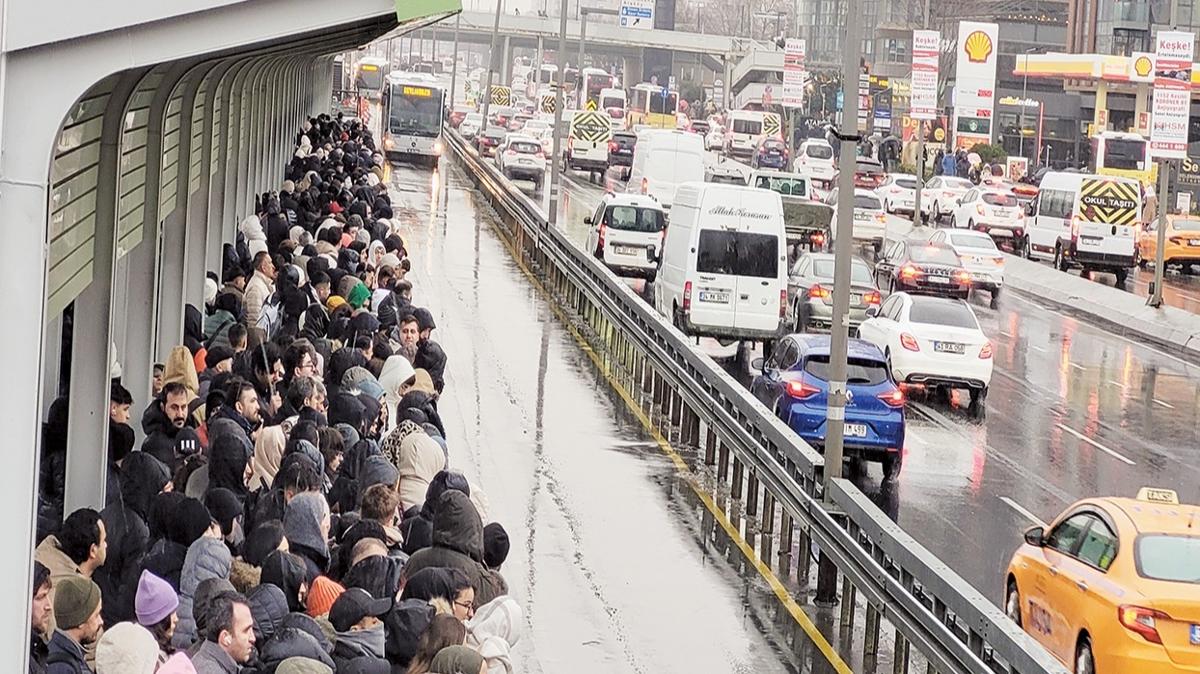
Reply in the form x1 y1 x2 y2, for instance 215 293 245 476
1136 487 1179 504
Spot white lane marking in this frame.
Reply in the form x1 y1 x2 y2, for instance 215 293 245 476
1153 398 1175 409
1029 344 1046 353
1107 379 1126 388
1056 423 1136 465
1000 496 1047 527
1068 362 1085 371
999 330 1013 338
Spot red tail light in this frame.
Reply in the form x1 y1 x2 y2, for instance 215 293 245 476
608 141 619 153
900 332 920 352
807 284 831 300
810 232 826 247
1119 605 1167 644
682 281 692 313
505 149 517 156
878 388 905 408
979 342 993 359
785 378 821 399
598 223 607 250
954 269 972 284
899 264 921 280
779 289 788 318
864 290 881 305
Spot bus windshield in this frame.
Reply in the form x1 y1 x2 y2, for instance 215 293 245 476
648 91 678 115
1103 138 1146 171
389 87 443 137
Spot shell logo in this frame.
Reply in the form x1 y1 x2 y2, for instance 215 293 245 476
963 30 993 64
1134 55 1153 78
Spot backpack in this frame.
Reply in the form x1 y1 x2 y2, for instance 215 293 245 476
255 292 283 338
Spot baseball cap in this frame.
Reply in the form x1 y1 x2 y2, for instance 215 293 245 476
328 587 392 632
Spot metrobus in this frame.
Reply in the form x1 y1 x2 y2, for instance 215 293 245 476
381 73 447 164
1090 130 1156 185
538 64 558 86
627 83 679 128
578 67 615 109
355 56 389 94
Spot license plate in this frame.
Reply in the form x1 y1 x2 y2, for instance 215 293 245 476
850 293 862 304
844 423 867 438
698 290 729 303
1190 239 1200 246
614 245 641 255
1080 235 1102 244
1191 624 1200 645
933 341 965 354
929 276 949 283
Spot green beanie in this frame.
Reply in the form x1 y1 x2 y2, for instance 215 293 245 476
54 576 101 630
347 281 371 309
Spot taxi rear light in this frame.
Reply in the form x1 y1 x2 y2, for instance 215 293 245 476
1118 605 1168 644
979 342 993 359
976 204 987 216
807 284 831 300
900 332 920 352
682 281 692 313
864 290 881 305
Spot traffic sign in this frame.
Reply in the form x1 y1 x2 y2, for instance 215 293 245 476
489 85 512 106
619 0 654 30
570 111 612 142
586 99 597 111
540 94 556 113
668 75 677 91
782 39 806 108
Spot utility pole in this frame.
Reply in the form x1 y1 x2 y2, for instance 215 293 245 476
547 0 569 228
480 0 504 134
1149 5 1186 306
449 14 461 106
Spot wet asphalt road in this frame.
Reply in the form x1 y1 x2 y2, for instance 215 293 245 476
386 159 798 673
548 166 1200 601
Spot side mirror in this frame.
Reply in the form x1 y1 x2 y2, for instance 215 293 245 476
865 305 880 318
751 357 765 372
955 197 963 205
1023 525 1045 547
1025 203 1034 216
584 216 593 225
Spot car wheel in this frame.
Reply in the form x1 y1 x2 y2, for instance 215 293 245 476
1054 243 1070 272
931 201 940 223
795 305 809 333
1005 581 1022 627
969 386 988 418
1075 637 1095 674
950 214 958 229
1021 235 1033 259
1114 267 1129 285
990 287 1001 310
882 452 903 481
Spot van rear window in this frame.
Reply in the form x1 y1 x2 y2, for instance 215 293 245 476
806 144 833 159
696 231 779 278
732 119 763 135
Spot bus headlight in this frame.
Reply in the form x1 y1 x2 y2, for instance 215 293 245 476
434 140 444 156
383 137 395 150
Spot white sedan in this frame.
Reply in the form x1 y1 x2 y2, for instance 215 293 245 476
947 187 1025 239
704 124 725 151
875 173 918 214
927 229 1005 308
920 176 974 223
857 292 993 412
827 187 888 249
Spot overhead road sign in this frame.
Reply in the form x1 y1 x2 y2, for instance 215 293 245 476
619 0 654 30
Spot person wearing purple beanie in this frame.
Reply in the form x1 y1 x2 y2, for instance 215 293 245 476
135 570 180 663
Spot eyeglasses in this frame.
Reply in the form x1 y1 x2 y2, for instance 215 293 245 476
453 599 475 614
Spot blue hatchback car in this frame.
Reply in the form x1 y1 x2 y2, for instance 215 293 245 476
751 334 906 479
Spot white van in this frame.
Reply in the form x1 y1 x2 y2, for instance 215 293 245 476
626 129 705 210
724 110 766 158
585 193 667 280
1023 172 1140 282
653 182 788 344
793 138 836 185
564 110 612 178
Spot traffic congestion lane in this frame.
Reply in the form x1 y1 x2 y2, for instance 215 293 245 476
389 158 804 673
552 167 1200 597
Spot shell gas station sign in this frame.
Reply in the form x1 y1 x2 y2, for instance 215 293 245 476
952 21 999 150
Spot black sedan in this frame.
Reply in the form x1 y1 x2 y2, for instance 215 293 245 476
874 240 972 299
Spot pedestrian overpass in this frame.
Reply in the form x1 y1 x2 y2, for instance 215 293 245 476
0 0 451 666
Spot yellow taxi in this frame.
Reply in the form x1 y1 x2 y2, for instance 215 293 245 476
1138 215 1200 270
1006 488 1200 673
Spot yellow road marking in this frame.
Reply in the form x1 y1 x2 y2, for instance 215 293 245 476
474 188 855 674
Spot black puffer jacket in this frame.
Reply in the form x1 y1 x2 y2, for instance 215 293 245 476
382 598 435 669
400 491 506 606
95 452 171 624
252 626 335 673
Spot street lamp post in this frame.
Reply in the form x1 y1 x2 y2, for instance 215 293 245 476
1018 48 1038 159
547 0 569 228
480 0 504 135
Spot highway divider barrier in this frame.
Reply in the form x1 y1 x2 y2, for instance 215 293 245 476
444 127 1069 674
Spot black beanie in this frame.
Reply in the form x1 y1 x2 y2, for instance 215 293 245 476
109 422 135 465
243 519 285 567
174 497 214 547
483 522 510 570
204 487 242 537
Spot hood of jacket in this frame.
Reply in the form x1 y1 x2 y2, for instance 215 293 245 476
118 451 171 520
334 622 385 659
467 595 523 651
258 627 335 670
356 455 399 497
260 550 309 613
431 491 485 561
250 425 286 491
377 355 414 403
284 492 330 557
247 583 289 643
382 598 435 667
385 422 445 512
180 536 232 598
208 429 252 498
163 345 200 398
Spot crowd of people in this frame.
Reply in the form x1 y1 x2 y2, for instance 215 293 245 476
31 113 521 674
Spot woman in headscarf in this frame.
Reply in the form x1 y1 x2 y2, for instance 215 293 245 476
250 425 286 491
382 420 447 512
283 492 331 582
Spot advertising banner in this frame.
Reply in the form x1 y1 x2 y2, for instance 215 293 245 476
952 21 999 148
911 30 940 120
783 39 807 108
1150 31 1194 160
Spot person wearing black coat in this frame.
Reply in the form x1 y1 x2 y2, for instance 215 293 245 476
253 626 336 673
413 340 448 394
141 494 212 591
399 470 471 556
94 451 171 624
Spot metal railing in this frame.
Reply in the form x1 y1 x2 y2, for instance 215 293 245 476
444 127 1068 674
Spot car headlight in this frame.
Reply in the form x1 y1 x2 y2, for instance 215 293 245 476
433 140 444 155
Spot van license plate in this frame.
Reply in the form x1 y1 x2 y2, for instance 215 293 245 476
933 341 965 354
614 245 641 255
699 290 729 303
1080 235 1102 244
844 423 867 438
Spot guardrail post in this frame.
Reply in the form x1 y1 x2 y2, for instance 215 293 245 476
670 390 683 428
778 511 793 578
815 550 838 606
892 632 910 674
839 576 856 631
863 602 881 673
797 523 811 583
731 457 744 500
760 492 775 562
717 440 729 482
746 470 759 517
704 428 717 465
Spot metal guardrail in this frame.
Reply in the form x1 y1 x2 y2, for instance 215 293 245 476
444 127 1069 674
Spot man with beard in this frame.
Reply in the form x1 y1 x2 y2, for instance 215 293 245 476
142 382 195 469
46 576 104 674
